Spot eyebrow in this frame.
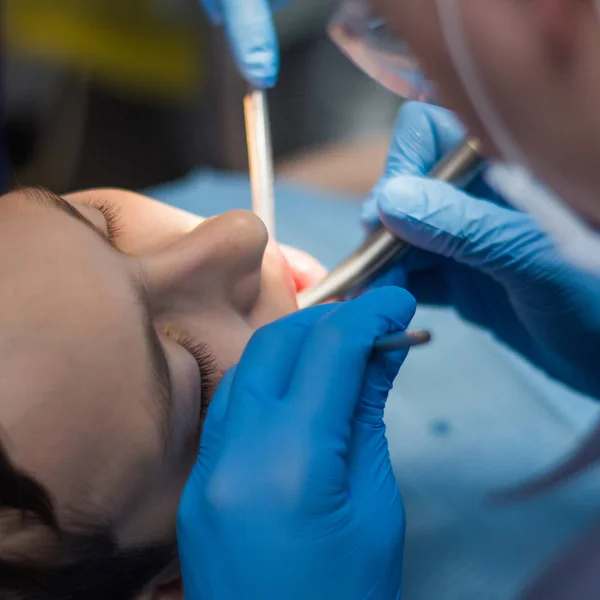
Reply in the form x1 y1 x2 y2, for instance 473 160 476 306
21 186 175 449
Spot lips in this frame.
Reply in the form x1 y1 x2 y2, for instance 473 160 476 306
277 244 328 294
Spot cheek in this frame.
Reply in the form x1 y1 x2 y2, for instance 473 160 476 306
162 341 202 454
170 314 256 374
204 321 256 371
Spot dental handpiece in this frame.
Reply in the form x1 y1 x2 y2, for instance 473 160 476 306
297 139 482 309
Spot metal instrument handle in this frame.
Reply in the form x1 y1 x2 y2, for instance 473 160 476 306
297 139 482 309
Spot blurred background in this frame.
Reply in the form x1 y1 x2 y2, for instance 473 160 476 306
3 0 401 197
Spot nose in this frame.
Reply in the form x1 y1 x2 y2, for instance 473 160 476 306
143 210 269 315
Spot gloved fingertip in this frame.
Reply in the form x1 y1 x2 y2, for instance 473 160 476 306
248 71 278 89
373 346 411 384
360 196 382 231
358 287 417 328
351 290 416 392
384 102 466 178
237 49 279 88
375 178 453 255
222 0 280 87
377 175 451 228
376 179 420 225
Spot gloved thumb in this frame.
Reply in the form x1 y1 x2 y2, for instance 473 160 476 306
345 287 416 427
353 345 411 426
375 175 548 285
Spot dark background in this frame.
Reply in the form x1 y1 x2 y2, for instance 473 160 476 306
4 0 399 194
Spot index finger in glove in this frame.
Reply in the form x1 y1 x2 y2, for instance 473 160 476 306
383 102 465 179
377 175 548 283
362 102 465 232
220 0 280 88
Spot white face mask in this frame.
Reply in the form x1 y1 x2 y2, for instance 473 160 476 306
436 0 600 275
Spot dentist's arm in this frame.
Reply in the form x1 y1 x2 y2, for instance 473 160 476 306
200 0 290 88
178 288 415 600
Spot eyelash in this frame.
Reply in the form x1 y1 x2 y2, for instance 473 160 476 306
89 199 124 242
175 335 222 410
86 198 222 410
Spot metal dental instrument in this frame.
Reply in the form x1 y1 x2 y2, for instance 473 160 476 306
297 138 483 309
244 86 276 237
374 329 432 352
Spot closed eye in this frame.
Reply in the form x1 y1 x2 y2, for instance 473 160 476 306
175 335 222 413
87 199 125 245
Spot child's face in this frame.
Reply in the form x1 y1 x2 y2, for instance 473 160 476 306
0 187 325 594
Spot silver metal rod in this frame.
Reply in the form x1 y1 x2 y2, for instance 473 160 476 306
374 329 431 352
297 138 482 309
244 86 276 237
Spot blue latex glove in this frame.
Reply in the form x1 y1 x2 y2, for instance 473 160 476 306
200 0 289 88
178 288 415 600
363 102 600 400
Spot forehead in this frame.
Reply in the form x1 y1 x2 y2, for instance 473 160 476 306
0 190 160 516
0 190 135 340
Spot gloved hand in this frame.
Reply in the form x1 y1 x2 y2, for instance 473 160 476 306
200 0 289 88
363 102 600 400
178 288 415 600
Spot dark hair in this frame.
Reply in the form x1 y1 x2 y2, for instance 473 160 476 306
0 439 177 600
